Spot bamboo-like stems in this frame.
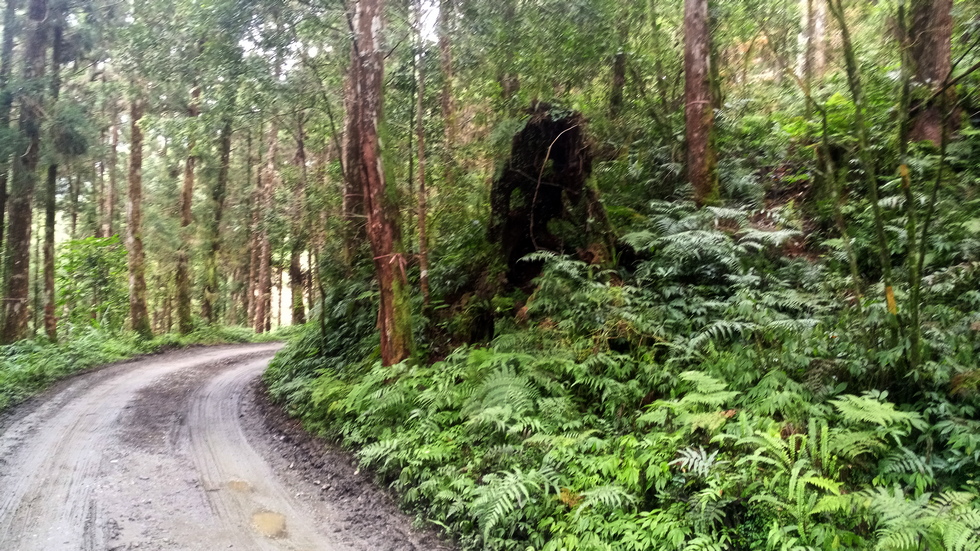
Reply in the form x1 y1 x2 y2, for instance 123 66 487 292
828 0 900 337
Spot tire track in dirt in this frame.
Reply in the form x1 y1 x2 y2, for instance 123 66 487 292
0 343 447 551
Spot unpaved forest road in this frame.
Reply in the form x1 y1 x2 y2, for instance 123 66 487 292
0 344 448 551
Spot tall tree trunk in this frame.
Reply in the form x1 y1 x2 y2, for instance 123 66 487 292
202 115 233 324
0 0 20 256
247 177 261 326
102 102 119 237
253 118 277 334
438 0 457 189
498 0 519 102
288 253 305 324
609 8 629 120
32 215 41 336
341 66 366 268
908 0 954 145
683 0 718 207
1 0 48 344
94 128 105 237
125 95 152 339
414 0 431 307
175 85 200 335
43 18 63 341
276 268 283 328
828 0 900 329
69 170 79 238
798 0 828 91
813 0 827 76
610 50 627 119
348 0 413 365
162 278 172 333
244 130 257 323
289 116 308 325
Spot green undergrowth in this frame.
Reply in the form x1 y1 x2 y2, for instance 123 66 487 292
266 201 980 550
0 324 292 413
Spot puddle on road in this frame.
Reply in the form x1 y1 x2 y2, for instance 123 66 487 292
252 510 287 538
227 479 253 492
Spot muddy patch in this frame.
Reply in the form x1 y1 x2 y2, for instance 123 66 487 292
252 510 287 538
227 479 254 492
119 352 274 453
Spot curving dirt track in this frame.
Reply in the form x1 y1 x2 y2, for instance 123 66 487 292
0 344 449 551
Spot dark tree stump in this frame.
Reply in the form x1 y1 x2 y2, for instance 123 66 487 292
489 104 614 288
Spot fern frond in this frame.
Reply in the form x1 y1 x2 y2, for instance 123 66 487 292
831 392 927 434
574 485 637 518
670 447 724 478
689 320 758 350
471 467 540 539
739 228 801 248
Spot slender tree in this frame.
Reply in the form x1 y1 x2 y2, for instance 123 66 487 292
42 14 64 340
246 130 262 326
414 0 431 307
102 100 120 237
202 114 233 324
347 0 413 365
341 60 366 267
0 0 20 254
253 117 277 333
289 115 308 325
175 84 200 334
1 0 49 344
609 6 629 119
683 0 718 207
438 0 457 189
126 94 152 339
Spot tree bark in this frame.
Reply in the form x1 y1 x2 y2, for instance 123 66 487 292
102 101 120 237
498 0 519 102
202 115 233 324
43 18 63 341
69 171 79 238
683 0 718 207
908 0 954 145
609 9 629 120
813 0 827 76
348 0 413 365
253 118 277 334
438 0 457 189
126 95 152 339
0 0 20 256
1 0 48 344
245 129 258 323
175 85 200 335
94 126 106 238
415 0 431 307
798 0 827 90
341 65 366 268
289 115 308 325
610 50 627 119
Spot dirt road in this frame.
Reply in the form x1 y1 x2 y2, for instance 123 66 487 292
0 344 449 551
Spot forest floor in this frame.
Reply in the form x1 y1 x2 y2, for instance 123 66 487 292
0 344 452 551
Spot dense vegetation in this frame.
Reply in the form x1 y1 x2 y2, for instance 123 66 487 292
0 324 287 411
264 0 980 549
2 0 980 548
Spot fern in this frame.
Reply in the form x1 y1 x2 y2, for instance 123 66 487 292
573 485 637 518
860 486 980 551
689 320 759 350
831 392 927 436
471 465 558 540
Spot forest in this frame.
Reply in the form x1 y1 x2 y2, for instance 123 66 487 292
1 0 979 548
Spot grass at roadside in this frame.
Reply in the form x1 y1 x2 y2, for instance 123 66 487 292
0 324 301 413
